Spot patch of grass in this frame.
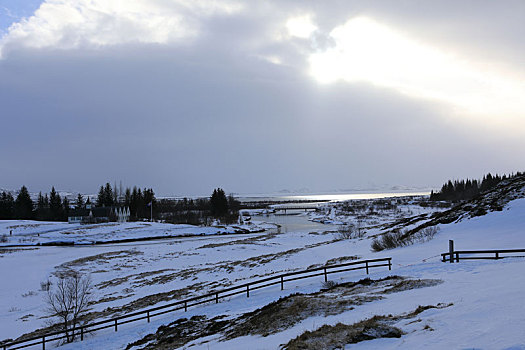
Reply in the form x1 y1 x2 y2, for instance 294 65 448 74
60 250 143 268
283 316 403 350
381 279 443 294
283 303 453 349
125 315 230 350
225 291 379 338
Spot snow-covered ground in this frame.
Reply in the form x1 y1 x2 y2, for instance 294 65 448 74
0 220 276 246
308 195 447 227
1 198 524 349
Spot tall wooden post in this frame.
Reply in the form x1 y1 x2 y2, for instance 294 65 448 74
449 240 454 263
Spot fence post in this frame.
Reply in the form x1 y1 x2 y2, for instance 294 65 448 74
42 336 45 350
449 240 454 263
365 261 369 274
147 311 150 323
184 301 187 312
114 319 118 332
324 268 327 282
216 293 219 304
81 326 84 341
388 258 392 270
495 252 499 259
456 252 459 262
280 276 284 290
246 285 250 298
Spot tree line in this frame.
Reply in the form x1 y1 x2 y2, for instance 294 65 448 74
0 186 74 221
0 184 240 224
157 188 240 225
430 172 523 201
0 182 156 221
96 183 155 220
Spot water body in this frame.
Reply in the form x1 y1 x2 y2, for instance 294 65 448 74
251 210 340 234
239 191 429 203
248 191 428 234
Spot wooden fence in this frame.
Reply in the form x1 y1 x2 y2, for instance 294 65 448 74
442 240 525 262
2 257 392 350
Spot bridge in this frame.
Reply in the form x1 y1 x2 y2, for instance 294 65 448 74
270 202 326 213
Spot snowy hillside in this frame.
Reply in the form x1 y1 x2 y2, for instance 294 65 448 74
1 186 525 349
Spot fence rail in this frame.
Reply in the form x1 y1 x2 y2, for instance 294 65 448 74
2 257 392 350
442 242 525 263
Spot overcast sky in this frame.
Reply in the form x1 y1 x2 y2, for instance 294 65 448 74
1 0 524 196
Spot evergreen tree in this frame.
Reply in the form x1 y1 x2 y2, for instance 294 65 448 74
103 183 114 207
14 186 33 219
124 188 131 208
97 186 105 207
210 188 228 218
76 194 84 209
62 197 70 221
49 187 63 220
35 192 49 220
0 192 15 219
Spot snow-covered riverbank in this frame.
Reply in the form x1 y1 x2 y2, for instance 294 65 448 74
0 220 277 246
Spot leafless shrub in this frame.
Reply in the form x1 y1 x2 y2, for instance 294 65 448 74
22 291 36 297
8 306 20 312
335 222 366 240
411 226 440 243
335 224 355 240
0 234 7 243
371 231 407 251
45 272 93 343
371 226 441 251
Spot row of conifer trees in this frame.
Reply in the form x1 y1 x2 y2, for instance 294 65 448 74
0 183 157 221
430 172 523 201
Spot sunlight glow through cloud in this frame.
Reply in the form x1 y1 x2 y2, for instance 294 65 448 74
309 17 525 124
286 15 317 39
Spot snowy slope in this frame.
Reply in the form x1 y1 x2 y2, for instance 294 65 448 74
1 198 524 349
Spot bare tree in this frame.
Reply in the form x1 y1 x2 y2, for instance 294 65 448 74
46 272 93 343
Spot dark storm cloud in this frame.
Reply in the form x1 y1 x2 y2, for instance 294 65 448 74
0 1 523 196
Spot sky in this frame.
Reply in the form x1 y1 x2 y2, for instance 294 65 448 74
0 0 524 197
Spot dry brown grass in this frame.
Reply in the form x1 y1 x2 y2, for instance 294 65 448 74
283 302 453 349
225 293 381 338
283 316 402 350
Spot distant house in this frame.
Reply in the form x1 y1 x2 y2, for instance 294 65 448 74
90 207 113 223
68 209 92 224
68 207 130 224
